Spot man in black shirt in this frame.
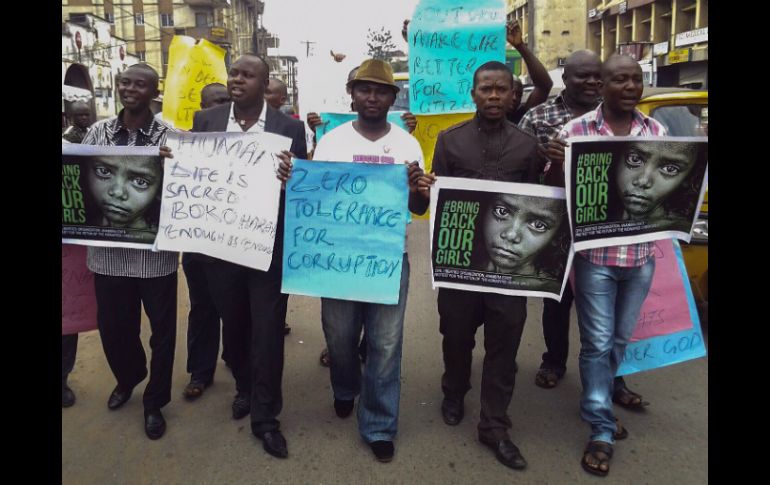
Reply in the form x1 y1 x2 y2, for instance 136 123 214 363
418 61 541 471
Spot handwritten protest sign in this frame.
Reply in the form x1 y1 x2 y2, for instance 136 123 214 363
62 144 162 249
315 112 408 142
282 159 408 304
430 177 572 300
162 36 228 130
617 239 707 376
62 244 97 335
156 131 291 271
409 0 506 114
565 136 708 251
413 113 474 174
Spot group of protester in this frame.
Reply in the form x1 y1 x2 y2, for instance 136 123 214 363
63 17 667 477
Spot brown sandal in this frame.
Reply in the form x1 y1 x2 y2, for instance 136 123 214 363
613 386 649 410
534 368 562 389
319 348 331 367
613 417 629 440
182 379 211 400
581 440 613 477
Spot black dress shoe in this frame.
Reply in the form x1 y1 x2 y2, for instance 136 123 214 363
107 385 132 410
441 398 464 426
479 436 527 470
255 430 288 458
369 440 394 463
62 385 76 408
232 392 250 420
334 398 354 418
144 409 166 440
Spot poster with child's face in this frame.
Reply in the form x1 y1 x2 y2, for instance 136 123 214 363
429 177 573 301
62 144 162 249
565 136 708 251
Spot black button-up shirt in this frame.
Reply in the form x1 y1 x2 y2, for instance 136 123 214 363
432 114 542 183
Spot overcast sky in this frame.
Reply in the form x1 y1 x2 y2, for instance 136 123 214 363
262 0 420 65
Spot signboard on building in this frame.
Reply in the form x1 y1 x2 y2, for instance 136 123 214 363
210 27 226 38
675 27 708 47
668 48 691 64
618 43 645 62
653 41 669 56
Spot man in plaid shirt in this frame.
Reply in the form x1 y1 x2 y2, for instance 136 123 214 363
519 51 650 411
553 55 666 477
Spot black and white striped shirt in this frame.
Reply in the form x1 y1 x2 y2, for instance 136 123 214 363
81 111 179 278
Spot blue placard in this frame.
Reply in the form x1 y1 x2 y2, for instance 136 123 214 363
409 0 506 114
282 159 408 304
315 112 408 142
617 240 707 375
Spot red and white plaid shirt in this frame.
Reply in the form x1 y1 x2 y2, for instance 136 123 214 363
559 103 667 267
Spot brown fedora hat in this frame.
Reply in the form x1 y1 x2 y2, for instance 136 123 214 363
346 59 399 93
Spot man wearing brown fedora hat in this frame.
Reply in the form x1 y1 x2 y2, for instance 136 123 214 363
278 58 427 463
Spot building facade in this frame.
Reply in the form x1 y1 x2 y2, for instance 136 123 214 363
62 1 266 89
62 12 139 124
586 0 708 88
507 0 588 77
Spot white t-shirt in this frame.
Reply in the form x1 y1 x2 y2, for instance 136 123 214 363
312 121 424 252
313 121 423 168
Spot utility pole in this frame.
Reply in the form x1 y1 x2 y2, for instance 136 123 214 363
300 40 316 58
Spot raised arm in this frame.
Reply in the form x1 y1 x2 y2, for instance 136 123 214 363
507 19 552 110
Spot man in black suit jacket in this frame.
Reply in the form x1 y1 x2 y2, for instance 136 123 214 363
189 53 307 459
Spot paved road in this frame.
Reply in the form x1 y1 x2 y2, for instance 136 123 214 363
62 220 708 484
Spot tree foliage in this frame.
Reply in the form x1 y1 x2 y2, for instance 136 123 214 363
366 27 397 61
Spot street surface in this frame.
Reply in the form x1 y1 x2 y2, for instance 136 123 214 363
62 220 708 484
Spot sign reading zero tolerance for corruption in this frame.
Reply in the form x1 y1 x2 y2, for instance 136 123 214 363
156 131 292 270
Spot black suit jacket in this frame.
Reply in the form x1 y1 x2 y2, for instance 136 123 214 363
188 102 307 266
192 102 308 159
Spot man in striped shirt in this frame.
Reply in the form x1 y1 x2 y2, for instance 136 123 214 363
81 63 178 440
554 55 666 477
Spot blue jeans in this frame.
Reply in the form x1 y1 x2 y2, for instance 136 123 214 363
321 254 410 443
573 255 655 444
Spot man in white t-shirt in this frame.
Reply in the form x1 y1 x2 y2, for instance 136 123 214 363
278 59 426 463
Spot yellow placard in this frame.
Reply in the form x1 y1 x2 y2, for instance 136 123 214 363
162 36 228 130
413 113 474 174
668 49 690 64
410 112 474 218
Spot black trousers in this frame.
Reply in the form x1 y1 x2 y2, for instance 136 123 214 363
540 284 574 373
438 288 527 442
182 253 226 383
94 273 177 411
541 284 627 390
202 257 287 434
62 334 78 385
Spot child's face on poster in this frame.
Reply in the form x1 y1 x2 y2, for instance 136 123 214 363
616 142 696 220
482 194 562 275
87 156 161 229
